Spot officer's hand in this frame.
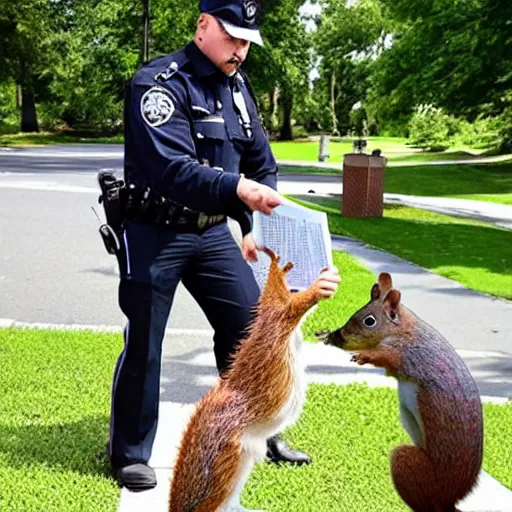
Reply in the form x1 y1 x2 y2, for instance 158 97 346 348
237 175 282 215
241 233 258 262
313 267 341 300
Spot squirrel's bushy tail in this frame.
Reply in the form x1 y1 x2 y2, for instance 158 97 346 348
169 386 251 512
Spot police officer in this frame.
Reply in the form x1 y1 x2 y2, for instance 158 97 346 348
107 0 340 491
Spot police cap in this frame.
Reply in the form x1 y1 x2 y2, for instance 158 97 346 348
200 0 263 46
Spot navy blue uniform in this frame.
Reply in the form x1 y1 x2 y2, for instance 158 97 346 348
109 42 278 469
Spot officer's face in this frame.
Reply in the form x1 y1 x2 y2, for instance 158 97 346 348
198 14 251 76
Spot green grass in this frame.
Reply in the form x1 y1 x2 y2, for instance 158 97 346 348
301 251 377 341
3 328 510 511
0 132 123 146
279 164 341 176
0 328 121 511
390 150 492 163
243 383 512 511
384 162 512 206
269 138 509 164
270 137 412 163
291 196 512 300
279 162 512 206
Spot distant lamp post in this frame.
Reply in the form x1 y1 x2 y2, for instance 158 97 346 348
142 0 150 63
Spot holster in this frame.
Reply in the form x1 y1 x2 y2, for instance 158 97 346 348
97 170 126 255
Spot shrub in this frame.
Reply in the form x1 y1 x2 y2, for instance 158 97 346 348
408 104 452 151
291 124 309 139
451 116 501 150
497 91 512 153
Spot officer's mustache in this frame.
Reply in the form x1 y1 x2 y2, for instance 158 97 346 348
227 57 241 67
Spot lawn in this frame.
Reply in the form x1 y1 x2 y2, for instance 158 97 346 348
270 137 413 162
390 149 493 163
269 138 506 164
280 162 512 206
2 325 511 511
244 384 512 511
384 162 512 206
0 328 121 512
291 196 512 300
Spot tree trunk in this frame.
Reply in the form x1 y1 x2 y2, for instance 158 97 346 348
269 86 279 132
279 91 293 141
330 71 339 136
21 88 39 133
18 58 39 133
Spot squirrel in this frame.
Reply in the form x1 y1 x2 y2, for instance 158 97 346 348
315 272 483 512
169 248 338 512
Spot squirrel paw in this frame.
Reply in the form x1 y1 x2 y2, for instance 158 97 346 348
351 353 370 365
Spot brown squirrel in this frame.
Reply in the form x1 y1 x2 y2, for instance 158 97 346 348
316 272 483 512
169 248 339 512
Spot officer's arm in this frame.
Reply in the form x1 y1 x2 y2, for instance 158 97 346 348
130 81 241 215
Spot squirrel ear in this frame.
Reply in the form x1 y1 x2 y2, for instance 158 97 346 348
371 283 380 301
378 273 393 293
383 289 401 323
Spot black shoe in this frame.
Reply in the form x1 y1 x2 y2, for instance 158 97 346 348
115 463 157 492
266 434 312 466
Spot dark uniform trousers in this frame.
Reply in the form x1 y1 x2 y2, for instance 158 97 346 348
109 219 260 468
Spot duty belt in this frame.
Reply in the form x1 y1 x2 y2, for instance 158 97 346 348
125 184 226 232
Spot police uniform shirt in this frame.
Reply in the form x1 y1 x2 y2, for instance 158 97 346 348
123 41 278 234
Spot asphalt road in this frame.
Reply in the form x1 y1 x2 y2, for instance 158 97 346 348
0 144 339 328
0 145 209 328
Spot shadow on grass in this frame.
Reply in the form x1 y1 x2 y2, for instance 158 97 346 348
391 150 483 163
0 414 113 478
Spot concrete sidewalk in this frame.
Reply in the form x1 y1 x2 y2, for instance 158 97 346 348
384 193 512 229
277 177 512 230
118 235 512 512
278 154 512 169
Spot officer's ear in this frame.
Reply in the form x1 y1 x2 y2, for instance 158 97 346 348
197 13 209 31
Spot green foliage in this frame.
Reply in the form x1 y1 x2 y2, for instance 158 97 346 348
451 116 502 150
0 0 509 137
408 104 453 151
0 80 18 126
370 0 512 123
313 0 388 135
244 0 312 139
497 91 512 152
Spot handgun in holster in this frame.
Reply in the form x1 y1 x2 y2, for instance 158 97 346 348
97 170 126 255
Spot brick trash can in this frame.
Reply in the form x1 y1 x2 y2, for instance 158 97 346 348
342 153 387 217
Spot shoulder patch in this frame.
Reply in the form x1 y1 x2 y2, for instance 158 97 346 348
140 87 175 127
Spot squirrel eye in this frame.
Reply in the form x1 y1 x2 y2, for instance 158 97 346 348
363 315 377 328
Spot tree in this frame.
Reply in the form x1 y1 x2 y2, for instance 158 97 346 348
243 0 311 140
0 0 64 131
371 0 512 123
312 0 388 134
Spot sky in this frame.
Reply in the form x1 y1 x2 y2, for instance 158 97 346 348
300 1 322 32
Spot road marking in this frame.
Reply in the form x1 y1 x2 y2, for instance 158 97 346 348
0 318 214 336
0 181 97 193
0 151 123 158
